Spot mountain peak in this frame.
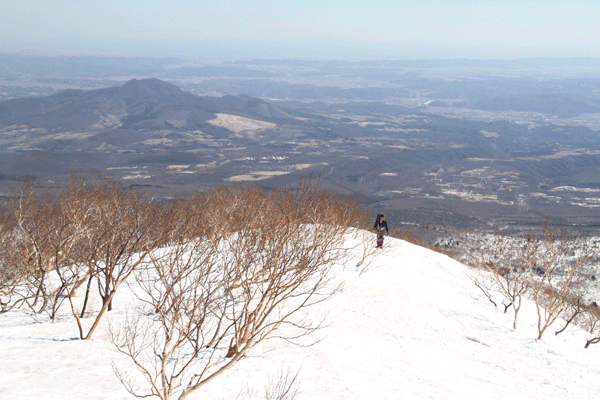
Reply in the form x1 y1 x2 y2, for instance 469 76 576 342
0 78 292 140
120 78 190 103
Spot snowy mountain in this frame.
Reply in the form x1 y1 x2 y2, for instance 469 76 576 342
1 232 599 400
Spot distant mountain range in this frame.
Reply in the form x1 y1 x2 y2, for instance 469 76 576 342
0 78 292 136
1 77 600 235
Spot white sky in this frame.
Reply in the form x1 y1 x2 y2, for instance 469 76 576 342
1 0 599 59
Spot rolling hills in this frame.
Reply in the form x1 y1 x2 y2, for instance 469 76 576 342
1 78 600 234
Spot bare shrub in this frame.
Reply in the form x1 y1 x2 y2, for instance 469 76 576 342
232 365 301 400
469 234 530 329
6 182 88 320
111 181 365 400
111 233 221 400
0 205 23 313
263 366 302 400
8 182 54 315
582 304 600 348
1 176 160 339
354 236 379 276
524 223 591 339
470 222 595 340
65 176 156 339
554 297 586 336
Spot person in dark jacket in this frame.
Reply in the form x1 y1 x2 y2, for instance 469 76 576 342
373 213 389 248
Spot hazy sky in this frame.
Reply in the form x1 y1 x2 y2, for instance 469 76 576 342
2 0 599 59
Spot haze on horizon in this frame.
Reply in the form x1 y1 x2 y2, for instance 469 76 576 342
1 0 600 60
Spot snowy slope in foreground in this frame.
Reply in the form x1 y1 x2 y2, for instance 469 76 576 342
1 234 599 400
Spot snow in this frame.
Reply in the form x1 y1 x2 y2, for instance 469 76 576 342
1 233 599 400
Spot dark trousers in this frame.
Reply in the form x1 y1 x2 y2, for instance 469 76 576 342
376 228 385 246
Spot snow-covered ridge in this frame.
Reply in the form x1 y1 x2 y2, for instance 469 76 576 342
1 232 599 399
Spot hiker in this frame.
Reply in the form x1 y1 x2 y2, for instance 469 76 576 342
373 213 389 248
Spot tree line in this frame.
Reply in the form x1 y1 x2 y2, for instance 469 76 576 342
0 175 368 400
467 222 600 347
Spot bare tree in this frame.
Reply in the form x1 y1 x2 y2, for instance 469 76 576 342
67 177 155 340
582 304 600 348
524 223 591 339
1 176 154 335
8 182 53 314
111 182 366 400
6 182 87 320
0 204 24 313
470 223 594 340
111 232 222 400
554 297 586 336
470 234 530 329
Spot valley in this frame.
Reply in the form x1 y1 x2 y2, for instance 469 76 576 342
1 56 600 235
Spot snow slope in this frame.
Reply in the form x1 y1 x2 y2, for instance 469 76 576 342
1 234 599 400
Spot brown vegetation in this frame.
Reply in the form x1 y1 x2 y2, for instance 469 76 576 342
110 181 366 400
0 175 368 399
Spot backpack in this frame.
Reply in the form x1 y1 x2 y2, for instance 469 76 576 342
374 213 385 228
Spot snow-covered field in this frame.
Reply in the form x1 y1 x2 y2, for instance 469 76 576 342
1 233 599 400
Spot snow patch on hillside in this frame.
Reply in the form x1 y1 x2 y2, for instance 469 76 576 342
1 233 599 400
